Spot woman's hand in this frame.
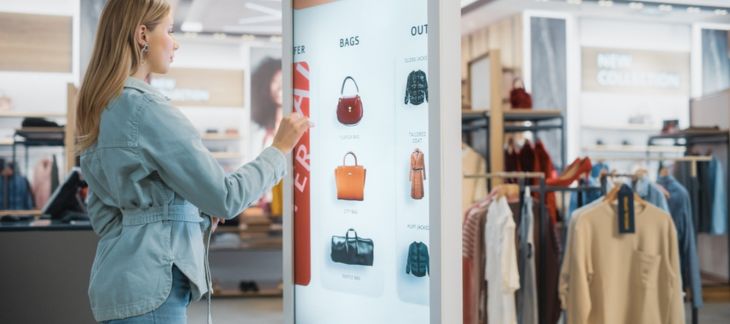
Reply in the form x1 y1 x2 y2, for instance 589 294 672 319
211 217 225 233
272 112 311 154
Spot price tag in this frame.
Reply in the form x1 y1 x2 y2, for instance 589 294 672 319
617 184 635 234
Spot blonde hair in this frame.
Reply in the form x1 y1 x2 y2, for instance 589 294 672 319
76 0 170 153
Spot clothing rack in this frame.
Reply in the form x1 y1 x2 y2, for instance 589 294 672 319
462 110 567 192
648 130 730 284
464 171 549 324
593 155 712 324
465 171 602 324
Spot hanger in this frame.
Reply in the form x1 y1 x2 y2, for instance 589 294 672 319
603 183 646 207
659 167 670 177
490 183 520 201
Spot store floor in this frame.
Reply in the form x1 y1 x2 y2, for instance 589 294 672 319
190 298 730 324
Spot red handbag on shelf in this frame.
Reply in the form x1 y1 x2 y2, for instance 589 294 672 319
509 78 532 109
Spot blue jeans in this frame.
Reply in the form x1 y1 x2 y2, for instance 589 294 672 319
102 266 192 323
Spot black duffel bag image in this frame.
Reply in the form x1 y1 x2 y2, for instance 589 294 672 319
330 228 374 266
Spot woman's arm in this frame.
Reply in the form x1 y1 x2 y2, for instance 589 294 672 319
137 96 307 219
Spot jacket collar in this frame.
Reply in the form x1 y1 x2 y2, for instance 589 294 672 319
124 76 168 100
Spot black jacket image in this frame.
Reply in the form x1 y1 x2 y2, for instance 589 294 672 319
404 70 428 105
406 241 429 277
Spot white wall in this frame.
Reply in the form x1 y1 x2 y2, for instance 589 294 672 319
577 19 692 159
170 37 281 166
0 0 79 176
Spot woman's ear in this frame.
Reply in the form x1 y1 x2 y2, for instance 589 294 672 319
135 24 148 47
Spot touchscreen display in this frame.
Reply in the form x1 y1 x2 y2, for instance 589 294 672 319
291 0 431 322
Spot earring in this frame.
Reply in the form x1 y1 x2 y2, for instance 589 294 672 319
141 43 149 54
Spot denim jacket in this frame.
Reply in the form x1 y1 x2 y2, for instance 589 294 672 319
657 175 703 308
80 77 286 322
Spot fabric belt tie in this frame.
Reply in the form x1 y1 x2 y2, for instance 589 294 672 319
120 203 213 324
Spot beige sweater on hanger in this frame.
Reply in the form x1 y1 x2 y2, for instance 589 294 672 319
562 201 685 324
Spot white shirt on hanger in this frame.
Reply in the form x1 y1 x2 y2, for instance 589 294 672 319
485 196 520 324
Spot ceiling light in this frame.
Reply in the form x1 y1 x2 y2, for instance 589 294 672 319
715 9 728 15
628 2 643 10
566 0 582 4
180 21 203 33
598 0 613 7
686 7 701 14
213 33 227 40
658 4 672 12
241 34 256 42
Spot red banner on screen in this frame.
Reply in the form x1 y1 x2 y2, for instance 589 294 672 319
293 62 311 286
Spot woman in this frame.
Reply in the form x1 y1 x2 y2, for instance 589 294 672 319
76 0 308 323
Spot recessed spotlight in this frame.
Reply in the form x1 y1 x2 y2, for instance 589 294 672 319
715 9 728 15
241 34 256 41
686 7 701 14
598 0 613 7
213 33 227 40
658 4 672 12
628 2 643 10
566 0 582 4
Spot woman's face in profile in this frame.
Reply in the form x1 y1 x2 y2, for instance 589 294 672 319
146 12 178 74
270 69 283 106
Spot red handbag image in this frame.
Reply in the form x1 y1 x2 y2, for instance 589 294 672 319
337 76 363 125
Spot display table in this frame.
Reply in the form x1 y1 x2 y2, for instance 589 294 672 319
0 220 97 324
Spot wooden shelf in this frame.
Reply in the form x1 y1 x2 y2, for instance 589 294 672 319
0 210 42 217
202 134 242 141
213 288 282 298
582 124 659 132
0 111 66 118
462 109 564 123
209 235 282 251
582 145 686 153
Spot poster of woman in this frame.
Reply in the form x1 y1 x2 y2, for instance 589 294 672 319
249 47 283 158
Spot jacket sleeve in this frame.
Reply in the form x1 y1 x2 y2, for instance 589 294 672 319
137 96 287 219
86 191 122 238
426 246 430 275
406 245 412 274
666 218 686 324
404 72 411 105
502 220 520 294
559 211 579 310
682 194 704 307
422 71 429 102
567 220 592 324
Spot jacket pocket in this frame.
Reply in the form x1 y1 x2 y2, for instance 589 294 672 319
632 250 661 289
129 167 174 208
